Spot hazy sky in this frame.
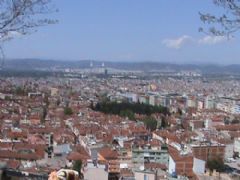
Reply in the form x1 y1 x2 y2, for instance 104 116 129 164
4 0 240 64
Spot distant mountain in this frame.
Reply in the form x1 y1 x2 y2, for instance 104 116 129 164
3 59 93 70
2 59 240 74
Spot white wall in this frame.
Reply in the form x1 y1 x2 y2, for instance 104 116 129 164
168 156 176 175
193 158 205 174
84 168 108 180
225 144 234 159
234 138 240 154
134 171 155 180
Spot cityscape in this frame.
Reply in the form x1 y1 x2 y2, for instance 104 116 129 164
1 0 240 180
0 64 240 179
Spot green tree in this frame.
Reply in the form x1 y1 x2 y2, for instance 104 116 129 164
44 94 50 106
143 117 158 131
41 106 48 124
120 110 135 120
15 87 25 96
161 116 167 128
64 107 73 115
207 157 225 174
72 160 83 179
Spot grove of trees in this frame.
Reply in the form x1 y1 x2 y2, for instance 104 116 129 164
91 100 170 131
92 101 170 117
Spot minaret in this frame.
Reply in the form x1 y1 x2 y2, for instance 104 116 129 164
89 61 93 74
102 62 108 77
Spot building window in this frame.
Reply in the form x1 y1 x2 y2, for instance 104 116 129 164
144 174 148 180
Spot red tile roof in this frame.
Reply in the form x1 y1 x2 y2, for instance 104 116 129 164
67 151 89 161
98 147 119 160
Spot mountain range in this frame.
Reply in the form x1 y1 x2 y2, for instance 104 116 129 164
1 59 240 74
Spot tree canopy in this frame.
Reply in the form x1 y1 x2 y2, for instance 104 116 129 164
207 157 225 173
142 117 158 131
92 101 170 117
72 160 83 179
64 107 73 115
72 160 82 173
92 101 170 131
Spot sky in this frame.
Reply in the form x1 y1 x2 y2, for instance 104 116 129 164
3 0 240 64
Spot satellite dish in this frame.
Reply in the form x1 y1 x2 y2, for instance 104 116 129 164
139 165 144 171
